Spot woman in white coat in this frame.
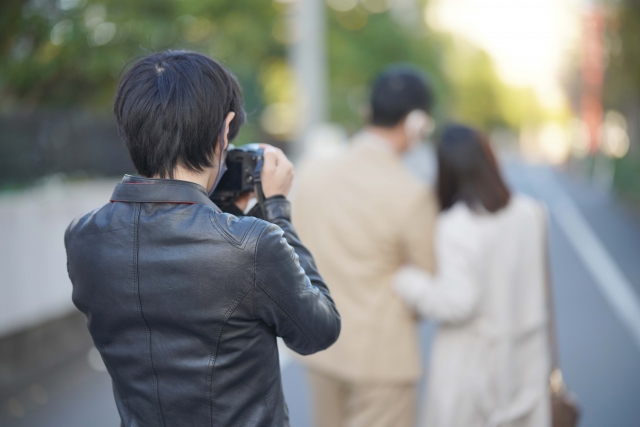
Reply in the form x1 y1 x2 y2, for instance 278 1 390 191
395 124 551 427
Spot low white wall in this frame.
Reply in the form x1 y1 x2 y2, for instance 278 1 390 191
0 178 119 337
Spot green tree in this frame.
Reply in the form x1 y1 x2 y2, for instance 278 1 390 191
603 0 640 203
1 0 285 143
1 0 545 142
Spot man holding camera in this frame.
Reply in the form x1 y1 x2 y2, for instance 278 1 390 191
64 51 341 427
292 66 437 427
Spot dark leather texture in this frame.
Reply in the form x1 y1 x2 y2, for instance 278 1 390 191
65 175 341 427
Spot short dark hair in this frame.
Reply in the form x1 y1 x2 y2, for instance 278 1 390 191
437 124 510 213
369 65 434 127
114 50 245 178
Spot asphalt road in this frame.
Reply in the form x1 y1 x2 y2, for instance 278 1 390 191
2 159 640 427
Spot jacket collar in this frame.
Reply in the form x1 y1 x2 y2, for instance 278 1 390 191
110 175 220 211
352 130 398 156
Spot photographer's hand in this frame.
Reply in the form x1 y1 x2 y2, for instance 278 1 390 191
260 145 294 198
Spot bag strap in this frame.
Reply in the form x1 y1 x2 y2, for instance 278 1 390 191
542 211 566 395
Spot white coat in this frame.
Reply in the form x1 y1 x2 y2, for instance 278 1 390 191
394 195 551 427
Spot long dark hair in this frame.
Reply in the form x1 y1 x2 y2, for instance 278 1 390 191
436 124 511 213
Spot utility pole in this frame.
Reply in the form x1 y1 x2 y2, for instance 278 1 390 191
288 0 329 158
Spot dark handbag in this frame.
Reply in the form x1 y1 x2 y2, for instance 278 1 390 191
544 221 580 427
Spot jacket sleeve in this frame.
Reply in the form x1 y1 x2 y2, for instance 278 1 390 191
393 214 480 323
254 196 341 355
400 188 438 274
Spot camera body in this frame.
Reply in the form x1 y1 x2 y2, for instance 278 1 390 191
210 144 264 206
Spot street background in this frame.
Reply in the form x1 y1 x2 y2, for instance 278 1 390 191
1 0 640 425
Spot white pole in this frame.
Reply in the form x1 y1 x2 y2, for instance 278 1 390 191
289 0 329 157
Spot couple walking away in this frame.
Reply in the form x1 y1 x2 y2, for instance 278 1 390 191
292 66 552 427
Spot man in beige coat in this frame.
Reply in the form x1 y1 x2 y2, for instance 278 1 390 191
291 66 438 427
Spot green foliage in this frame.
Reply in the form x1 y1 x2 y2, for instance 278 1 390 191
0 0 543 141
326 10 449 132
1 0 284 144
1 0 283 108
603 0 640 109
603 0 640 202
615 154 640 205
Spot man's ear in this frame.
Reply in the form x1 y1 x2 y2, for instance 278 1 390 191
404 110 435 141
221 112 236 150
424 114 435 137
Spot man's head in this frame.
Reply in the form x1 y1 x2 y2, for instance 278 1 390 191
114 51 245 181
368 65 434 152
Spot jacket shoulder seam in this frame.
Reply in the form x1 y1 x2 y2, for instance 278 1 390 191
209 211 261 249
65 210 96 242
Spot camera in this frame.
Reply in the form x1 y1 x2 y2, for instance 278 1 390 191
210 144 264 206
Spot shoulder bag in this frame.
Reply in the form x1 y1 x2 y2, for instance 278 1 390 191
544 220 580 427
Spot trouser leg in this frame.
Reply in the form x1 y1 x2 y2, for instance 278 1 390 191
307 369 347 427
345 381 417 427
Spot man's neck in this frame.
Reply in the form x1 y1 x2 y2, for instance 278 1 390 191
154 165 217 193
366 126 406 154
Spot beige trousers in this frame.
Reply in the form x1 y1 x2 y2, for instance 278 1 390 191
307 369 417 427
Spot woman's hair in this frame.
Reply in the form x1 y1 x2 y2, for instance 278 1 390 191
436 124 510 213
114 50 246 179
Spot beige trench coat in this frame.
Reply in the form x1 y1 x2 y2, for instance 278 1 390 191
395 195 552 427
291 131 438 383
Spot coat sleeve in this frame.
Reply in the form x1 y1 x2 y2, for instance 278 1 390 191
253 197 341 355
399 188 438 274
393 212 480 323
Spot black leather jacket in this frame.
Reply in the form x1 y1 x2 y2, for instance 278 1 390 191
65 175 341 427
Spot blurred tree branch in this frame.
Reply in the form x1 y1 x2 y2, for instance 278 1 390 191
0 0 28 54
0 0 548 137
602 0 640 204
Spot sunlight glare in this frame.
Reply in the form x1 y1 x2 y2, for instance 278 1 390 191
426 0 581 110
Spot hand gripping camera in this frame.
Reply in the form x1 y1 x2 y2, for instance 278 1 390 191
210 144 266 210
